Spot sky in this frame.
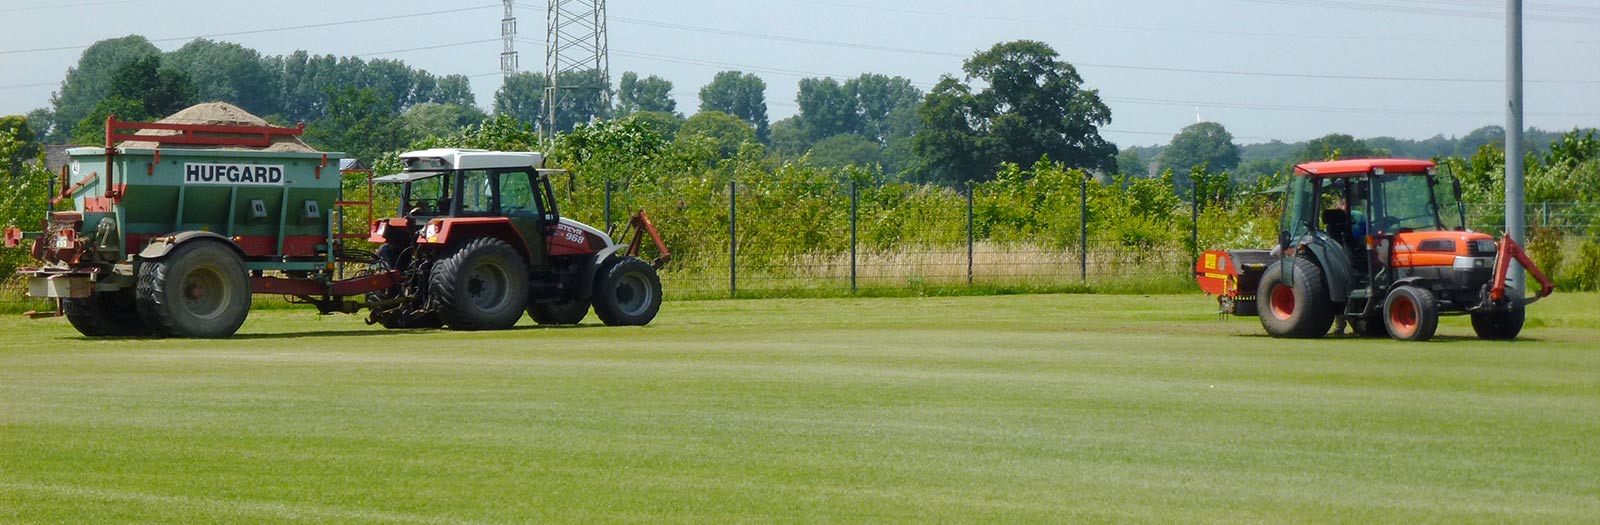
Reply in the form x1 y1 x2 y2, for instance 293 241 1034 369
1 0 1597 147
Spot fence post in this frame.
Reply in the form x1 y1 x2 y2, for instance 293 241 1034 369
1542 201 1550 226
1190 189 1200 260
966 182 974 286
1080 172 1088 282
850 181 858 294
729 180 737 299
604 180 613 234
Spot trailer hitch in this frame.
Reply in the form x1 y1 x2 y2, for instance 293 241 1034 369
621 210 672 269
1490 234 1555 305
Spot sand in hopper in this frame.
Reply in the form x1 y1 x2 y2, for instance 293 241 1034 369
118 102 320 153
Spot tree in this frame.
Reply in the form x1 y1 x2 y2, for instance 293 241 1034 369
164 39 279 116
1158 122 1239 175
794 77 860 143
844 73 921 145
808 134 881 168
793 74 922 147
493 70 610 132
1116 148 1149 178
402 103 488 141
72 96 148 146
617 72 676 115
306 88 408 163
1 116 41 174
699 71 768 140
493 72 546 126
1297 133 1386 162
433 75 476 107
679 111 756 157
47 35 162 143
768 117 809 156
107 55 199 118
624 111 685 141
914 40 1115 183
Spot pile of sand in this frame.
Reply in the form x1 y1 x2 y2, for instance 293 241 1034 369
118 102 320 153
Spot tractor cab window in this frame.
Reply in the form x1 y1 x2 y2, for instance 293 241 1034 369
458 169 493 216
497 171 539 219
1280 175 1317 247
1430 172 1466 231
405 173 450 216
1373 174 1462 233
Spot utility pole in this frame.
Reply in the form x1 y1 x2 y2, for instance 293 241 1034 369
500 0 517 79
1505 0 1525 292
543 0 611 141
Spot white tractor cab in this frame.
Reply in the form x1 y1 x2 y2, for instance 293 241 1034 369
366 148 668 330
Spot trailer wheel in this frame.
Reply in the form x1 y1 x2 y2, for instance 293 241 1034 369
63 290 148 337
1256 257 1335 339
1470 297 1525 340
1383 286 1439 342
528 299 589 325
592 257 662 326
429 237 528 331
136 240 251 338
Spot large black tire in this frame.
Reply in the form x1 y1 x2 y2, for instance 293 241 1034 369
63 290 147 337
1383 286 1439 342
528 299 589 325
429 237 529 331
592 257 662 326
1256 257 1336 339
136 241 251 339
1471 297 1525 340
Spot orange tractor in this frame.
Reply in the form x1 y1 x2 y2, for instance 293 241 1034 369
1196 159 1553 341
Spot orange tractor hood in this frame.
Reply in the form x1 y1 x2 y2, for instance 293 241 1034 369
1389 230 1495 268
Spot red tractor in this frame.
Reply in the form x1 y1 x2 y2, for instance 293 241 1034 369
365 148 668 330
1197 159 1553 341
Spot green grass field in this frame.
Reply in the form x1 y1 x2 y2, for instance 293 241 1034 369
2 293 1597 523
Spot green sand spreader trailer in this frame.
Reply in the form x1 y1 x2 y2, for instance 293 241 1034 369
3 117 397 338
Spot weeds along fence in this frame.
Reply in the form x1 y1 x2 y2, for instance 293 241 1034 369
570 174 1268 299
5 181 1598 312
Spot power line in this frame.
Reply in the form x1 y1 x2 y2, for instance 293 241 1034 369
0 4 501 56
607 16 1600 86
354 38 502 58
1233 0 1600 22
774 0 1598 45
608 47 1600 120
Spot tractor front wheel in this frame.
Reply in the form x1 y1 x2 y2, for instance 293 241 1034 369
1470 297 1525 340
1383 286 1439 342
63 289 148 337
429 238 529 331
136 241 252 338
1256 257 1336 339
592 257 662 326
528 299 589 325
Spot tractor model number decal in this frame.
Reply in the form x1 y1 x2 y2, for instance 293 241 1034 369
554 224 586 245
184 163 286 186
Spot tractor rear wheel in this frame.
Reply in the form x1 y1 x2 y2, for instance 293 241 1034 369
1383 286 1439 342
592 257 662 326
63 289 147 337
136 241 252 338
429 237 529 331
1470 297 1525 340
528 299 589 325
1256 257 1336 338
